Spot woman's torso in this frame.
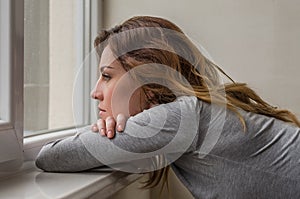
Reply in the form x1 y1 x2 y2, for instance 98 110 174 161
172 98 300 199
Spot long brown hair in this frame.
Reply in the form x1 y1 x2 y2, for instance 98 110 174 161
94 15 300 189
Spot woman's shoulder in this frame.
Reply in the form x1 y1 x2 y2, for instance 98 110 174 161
145 95 200 115
129 95 201 130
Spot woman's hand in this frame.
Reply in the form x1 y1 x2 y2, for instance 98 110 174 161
91 114 127 139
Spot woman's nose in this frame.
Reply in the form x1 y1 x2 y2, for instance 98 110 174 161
90 81 103 100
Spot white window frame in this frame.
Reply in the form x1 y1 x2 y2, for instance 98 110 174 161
0 0 24 173
0 0 102 174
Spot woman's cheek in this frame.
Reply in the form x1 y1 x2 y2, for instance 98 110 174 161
110 85 132 117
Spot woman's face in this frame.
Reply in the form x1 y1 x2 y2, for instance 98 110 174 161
91 46 147 120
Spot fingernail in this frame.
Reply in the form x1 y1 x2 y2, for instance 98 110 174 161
107 130 113 138
100 129 105 136
92 126 97 132
117 125 123 131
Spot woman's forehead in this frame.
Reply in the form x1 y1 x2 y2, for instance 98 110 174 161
99 46 116 68
99 46 125 72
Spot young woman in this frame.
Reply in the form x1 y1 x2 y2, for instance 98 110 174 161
36 16 300 199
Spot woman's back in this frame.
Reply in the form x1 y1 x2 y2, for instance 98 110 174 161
173 97 300 199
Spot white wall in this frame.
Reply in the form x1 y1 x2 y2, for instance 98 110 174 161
103 0 300 118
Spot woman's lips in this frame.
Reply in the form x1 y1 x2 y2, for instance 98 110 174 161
99 108 106 117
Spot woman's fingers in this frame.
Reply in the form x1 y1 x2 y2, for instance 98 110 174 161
116 114 127 132
105 116 116 138
91 123 98 132
97 119 106 136
91 114 128 138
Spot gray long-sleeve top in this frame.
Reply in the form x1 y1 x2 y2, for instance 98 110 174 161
36 96 300 199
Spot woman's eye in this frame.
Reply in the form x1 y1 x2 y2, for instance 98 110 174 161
101 73 111 81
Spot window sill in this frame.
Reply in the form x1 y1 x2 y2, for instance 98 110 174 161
0 127 80 179
0 128 144 198
0 161 143 199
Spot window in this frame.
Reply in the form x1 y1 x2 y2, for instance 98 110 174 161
24 0 100 137
0 0 102 172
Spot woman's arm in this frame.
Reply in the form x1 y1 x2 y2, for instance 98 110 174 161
35 131 103 172
35 96 200 173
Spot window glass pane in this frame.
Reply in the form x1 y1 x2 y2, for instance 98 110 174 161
24 0 86 136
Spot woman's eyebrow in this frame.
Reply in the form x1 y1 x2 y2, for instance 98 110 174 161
100 65 114 73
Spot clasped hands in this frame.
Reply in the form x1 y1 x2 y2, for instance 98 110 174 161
91 114 127 139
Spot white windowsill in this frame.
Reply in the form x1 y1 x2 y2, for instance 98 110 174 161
0 129 143 199
0 161 142 199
